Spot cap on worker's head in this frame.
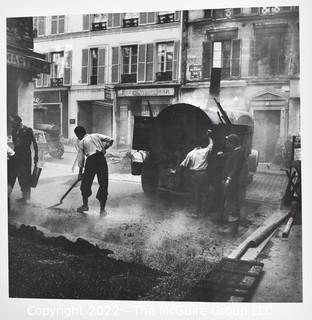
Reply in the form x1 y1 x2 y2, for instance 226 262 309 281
225 133 240 146
74 126 86 137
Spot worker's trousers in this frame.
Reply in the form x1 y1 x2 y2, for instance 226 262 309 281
223 182 240 223
81 152 108 207
10 153 32 200
190 170 208 214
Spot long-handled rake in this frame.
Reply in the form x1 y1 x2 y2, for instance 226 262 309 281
47 177 81 209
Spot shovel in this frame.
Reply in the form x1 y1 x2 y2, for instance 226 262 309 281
47 177 81 209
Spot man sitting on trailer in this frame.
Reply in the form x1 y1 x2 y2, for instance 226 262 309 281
74 126 114 216
179 130 214 217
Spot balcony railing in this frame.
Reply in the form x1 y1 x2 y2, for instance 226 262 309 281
121 73 137 83
158 13 175 24
91 21 107 31
50 77 63 87
90 75 98 85
123 18 139 28
156 71 172 81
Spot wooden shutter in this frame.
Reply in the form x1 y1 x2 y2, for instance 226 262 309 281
139 12 147 24
111 47 119 83
172 41 180 80
59 16 65 33
97 48 106 84
38 16 45 36
81 49 89 84
83 14 90 30
112 13 121 28
107 14 112 28
146 43 154 81
138 44 146 82
249 39 256 76
42 53 50 86
148 12 156 24
51 16 58 34
231 39 241 77
175 11 181 21
202 40 212 79
64 51 72 85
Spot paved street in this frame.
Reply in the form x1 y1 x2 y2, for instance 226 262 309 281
8 149 301 301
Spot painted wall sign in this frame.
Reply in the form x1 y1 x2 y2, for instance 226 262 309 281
7 51 50 73
118 88 174 97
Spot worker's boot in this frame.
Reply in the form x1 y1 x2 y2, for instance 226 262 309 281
100 201 108 217
77 197 89 213
218 221 239 237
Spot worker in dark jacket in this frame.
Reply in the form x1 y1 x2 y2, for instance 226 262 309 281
10 114 38 202
220 133 245 236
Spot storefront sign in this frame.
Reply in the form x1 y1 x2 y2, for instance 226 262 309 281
118 88 174 97
189 64 202 80
7 51 50 73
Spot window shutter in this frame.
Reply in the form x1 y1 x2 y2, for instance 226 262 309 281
81 49 89 84
147 12 156 24
64 51 72 85
83 14 90 30
42 53 49 86
111 47 119 83
33 17 38 34
139 12 147 24
172 41 180 81
97 48 106 84
113 13 121 28
146 43 154 81
46 53 51 85
107 14 112 28
51 16 58 34
38 16 45 36
202 40 212 79
249 39 256 76
138 44 146 82
231 39 241 77
59 16 65 33
175 11 181 21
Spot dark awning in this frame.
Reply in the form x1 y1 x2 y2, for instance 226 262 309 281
7 45 50 75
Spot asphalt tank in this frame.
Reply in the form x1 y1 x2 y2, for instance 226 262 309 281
131 103 258 207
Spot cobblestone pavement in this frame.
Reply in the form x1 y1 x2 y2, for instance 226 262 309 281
247 172 288 204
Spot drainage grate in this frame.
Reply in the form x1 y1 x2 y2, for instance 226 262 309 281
186 258 264 302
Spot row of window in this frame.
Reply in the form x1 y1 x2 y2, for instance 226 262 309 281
36 41 179 87
33 11 180 37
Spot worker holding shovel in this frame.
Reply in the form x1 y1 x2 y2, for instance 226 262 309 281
74 126 114 216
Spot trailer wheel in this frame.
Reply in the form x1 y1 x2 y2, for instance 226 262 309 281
141 162 158 195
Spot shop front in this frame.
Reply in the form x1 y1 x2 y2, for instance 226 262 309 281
116 86 177 148
33 89 69 138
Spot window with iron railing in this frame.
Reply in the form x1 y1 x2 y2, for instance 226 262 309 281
123 12 139 28
121 45 138 83
81 47 106 85
91 14 107 31
158 11 175 24
51 51 64 87
156 42 174 81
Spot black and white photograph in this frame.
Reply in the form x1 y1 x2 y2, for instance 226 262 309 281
1 0 311 318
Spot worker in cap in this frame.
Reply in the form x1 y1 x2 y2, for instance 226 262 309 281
219 133 246 236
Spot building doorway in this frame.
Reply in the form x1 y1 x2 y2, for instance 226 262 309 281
78 101 112 137
253 109 281 163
